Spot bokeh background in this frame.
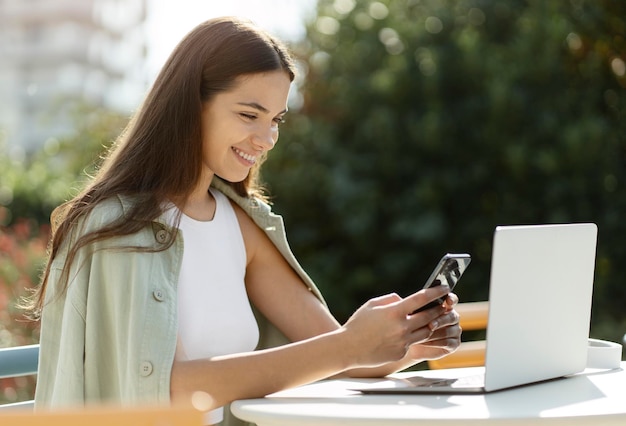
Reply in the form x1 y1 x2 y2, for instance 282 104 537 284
1 0 625 405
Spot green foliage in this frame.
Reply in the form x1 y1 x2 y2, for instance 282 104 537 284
263 0 626 344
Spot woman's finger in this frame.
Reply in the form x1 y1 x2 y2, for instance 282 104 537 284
428 309 460 331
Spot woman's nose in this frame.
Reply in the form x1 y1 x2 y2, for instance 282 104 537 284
252 126 278 151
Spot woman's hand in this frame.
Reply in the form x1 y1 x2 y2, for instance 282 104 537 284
338 289 462 378
405 293 462 361
340 285 459 369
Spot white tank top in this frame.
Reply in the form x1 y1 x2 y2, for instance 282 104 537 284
168 189 259 424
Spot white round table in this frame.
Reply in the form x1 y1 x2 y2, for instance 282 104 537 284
231 363 626 426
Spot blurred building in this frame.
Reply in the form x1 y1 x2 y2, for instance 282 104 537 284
0 0 147 155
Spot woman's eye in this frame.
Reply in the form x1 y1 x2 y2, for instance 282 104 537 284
273 117 285 125
240 113 256 120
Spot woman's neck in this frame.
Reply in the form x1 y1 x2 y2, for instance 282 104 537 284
180 174 216 221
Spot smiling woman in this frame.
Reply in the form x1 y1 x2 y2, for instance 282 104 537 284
197 71 290 189
26 16 462 426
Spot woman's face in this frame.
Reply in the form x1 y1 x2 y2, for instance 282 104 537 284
200 70 291 183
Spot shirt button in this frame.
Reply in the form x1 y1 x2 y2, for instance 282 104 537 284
140 361 153 377
155 229 168 244
153 290 165 302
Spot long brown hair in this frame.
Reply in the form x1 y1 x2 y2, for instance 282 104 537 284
28 17 296 316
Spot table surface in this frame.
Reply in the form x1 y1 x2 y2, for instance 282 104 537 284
231 362 626 426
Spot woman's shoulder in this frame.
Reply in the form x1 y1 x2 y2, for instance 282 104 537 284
85 195 127 225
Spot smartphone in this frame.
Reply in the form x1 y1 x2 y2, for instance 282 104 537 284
411 253 471 314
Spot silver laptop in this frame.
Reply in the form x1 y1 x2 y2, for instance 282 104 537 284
357 223 598 394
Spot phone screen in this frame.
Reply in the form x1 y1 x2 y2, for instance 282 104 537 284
412 253 471 314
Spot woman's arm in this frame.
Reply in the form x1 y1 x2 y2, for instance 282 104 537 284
235 203 461 377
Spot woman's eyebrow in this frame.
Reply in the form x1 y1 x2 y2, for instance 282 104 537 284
237 102 287 115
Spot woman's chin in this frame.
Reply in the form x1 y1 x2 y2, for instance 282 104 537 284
216 172 248 184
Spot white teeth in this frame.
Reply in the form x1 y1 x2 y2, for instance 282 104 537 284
233 148 256 163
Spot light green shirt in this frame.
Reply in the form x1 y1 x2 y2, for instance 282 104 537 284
35 178 326 411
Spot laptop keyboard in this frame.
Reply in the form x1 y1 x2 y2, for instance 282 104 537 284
403 373 485 388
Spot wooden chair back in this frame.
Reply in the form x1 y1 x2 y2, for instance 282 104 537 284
0 405 203 426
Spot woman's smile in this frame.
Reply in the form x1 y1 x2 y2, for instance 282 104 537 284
232 147 257 166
